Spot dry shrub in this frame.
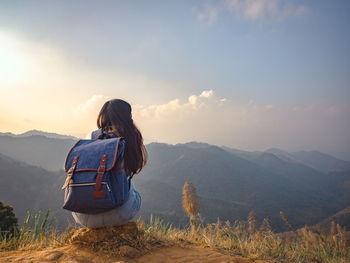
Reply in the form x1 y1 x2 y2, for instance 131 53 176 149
182 181 200 230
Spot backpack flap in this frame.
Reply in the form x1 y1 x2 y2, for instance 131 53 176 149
64 138 121 173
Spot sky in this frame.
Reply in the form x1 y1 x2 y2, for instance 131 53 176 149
0 0 349 160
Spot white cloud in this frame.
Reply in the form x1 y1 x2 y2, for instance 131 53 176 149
200 89 215 98
292 100 328 113
131 90 284 146
73 95 109 118
192 4 221 25
68 95 110 136
132 92 349 158
188 95 198 105
134 90 223 121
230 0 308 20
193 0 307 24
227 0 278 20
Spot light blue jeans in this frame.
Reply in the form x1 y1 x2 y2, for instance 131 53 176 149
72 181 141 228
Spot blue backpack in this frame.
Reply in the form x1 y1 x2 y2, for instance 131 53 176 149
62 135 130 214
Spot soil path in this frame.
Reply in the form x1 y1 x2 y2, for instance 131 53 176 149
0 246 268 263
131 246 267 263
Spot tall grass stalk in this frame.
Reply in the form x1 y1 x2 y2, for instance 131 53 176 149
0 210 68 251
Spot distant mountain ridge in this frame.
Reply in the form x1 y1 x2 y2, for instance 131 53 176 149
1 131 349 173
291 150 350 173
1 131 350 231
0 132 77 171
0 129 78 140
316 206 350 232
265 148 299 163
135 142 350 229
223 146 350 174
0 153 72 230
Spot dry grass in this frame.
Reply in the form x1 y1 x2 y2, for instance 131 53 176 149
0 210 68 251
1 211 350 263
142 216 350 263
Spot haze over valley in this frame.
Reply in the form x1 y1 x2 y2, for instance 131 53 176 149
1 130 349 232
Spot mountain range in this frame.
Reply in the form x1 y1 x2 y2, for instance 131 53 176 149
0 153 72 230
0 131 349 232
0 129 77 140
0 131 76 171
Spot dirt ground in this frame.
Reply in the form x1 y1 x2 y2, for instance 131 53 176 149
0 245 269 263
0 223 269 263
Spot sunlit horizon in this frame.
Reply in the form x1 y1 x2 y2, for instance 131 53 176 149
0 0 349 160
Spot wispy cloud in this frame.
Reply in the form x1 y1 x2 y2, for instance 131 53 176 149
226 0 307 20
72 95 109 118
132 90 281 145
69 93 349 153
326 104 350 116
192 4 222 25
134 89 225 121
293 101 350 117
193 0 307 24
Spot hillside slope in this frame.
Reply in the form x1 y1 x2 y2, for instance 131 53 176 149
1 133 350 231
292 150 350 173
0 135 76 171
317 206 350 232
0 154 72 229
136 143 350 231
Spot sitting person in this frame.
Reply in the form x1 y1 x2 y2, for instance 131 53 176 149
72 99 147 228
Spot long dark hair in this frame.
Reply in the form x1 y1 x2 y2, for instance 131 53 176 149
97 99 147 177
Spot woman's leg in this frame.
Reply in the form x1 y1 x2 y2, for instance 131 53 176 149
71 181 141 228
102 181 141 226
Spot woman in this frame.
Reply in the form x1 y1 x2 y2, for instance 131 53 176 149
72 99 147 228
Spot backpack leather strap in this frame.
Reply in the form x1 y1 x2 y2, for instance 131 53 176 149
93 154 107 199
61 156 79 189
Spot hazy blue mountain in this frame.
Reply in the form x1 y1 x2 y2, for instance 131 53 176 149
0 151 250 230
0 132 14 137
0 129 78 140
220 146 262 161
1 131 350 232
291 150 350 173
226 146 350 173
0 134 76 171
251 152 337 193
316 206 350 233
134 178 251 226
265 148 300 163
137 143 350 231
181 141 213 149
0 153 72 230
0 152 18 163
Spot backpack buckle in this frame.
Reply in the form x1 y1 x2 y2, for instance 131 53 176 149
93 154 107 199
62 156 79 189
